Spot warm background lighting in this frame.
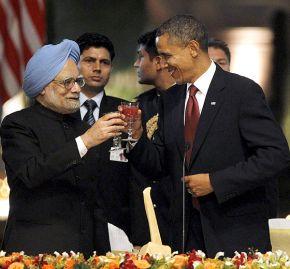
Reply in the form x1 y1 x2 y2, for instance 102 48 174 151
222 27 273 97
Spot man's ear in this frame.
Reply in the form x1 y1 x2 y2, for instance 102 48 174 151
40 84 50 95
154 56 163 71
154 55 168 71
39 89 46 95
188 40 200 58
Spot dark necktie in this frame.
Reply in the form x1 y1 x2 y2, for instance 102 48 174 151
83 99 97 126
184 85 200 209
184 85 200 165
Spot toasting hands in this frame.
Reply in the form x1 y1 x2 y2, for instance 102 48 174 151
118 106 143 140
81 112 126 149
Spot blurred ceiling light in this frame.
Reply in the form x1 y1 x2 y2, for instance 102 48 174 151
222 27 273 97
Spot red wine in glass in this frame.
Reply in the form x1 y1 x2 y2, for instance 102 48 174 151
122 106 138 118
121 101 139 141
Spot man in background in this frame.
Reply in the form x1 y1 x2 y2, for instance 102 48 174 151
208 38 231 71
76 32 132 251
130 29 175 246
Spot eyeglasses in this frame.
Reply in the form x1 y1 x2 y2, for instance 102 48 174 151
53 77 85 89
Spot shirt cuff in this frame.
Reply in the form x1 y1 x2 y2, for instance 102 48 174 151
75 136 88 158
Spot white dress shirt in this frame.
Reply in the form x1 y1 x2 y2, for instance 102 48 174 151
184 61 216 122
79 91 104 120
75 91 104 158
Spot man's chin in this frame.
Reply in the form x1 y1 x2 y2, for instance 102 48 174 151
87 81 105 88
84 84 105 94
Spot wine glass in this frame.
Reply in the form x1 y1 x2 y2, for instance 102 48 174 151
120 101 139 142
103 111 123 152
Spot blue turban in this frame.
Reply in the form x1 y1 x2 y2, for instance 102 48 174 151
23 39 80 98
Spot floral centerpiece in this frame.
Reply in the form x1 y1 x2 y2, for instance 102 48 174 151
1 249 290 269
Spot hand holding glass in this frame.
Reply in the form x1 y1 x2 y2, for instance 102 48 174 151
103 111 123 152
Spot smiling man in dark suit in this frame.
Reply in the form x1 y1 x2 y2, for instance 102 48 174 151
0 39 125 256
127 15 290 257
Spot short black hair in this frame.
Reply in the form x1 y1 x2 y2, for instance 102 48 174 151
76 32 115 61
137 29 158 59
156 14 208 51
208 38 231 63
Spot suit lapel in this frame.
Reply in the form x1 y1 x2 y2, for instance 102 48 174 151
167 84 187 159
189 67 226 166
99 92 112 117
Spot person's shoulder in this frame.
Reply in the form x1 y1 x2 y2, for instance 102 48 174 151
137 88 157 101
220 69 264 96
1 105 35 126
163 84 186 99
167 83 186 93
104 94 127 106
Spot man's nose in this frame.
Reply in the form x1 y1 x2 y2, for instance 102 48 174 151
71 82 81 93
93 61 101 71
133 60 139 68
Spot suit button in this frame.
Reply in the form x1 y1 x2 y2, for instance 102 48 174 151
153 204 157 208
63 123 69 129
153 180 157 184
72 160 77 165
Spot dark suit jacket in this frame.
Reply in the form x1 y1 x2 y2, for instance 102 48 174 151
0 95 130 256
78 93 131 237
128 65 290 257
130 88 171 245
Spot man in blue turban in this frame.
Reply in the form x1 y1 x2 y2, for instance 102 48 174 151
0 39 126 257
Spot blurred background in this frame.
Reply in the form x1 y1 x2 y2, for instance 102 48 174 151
0 0 290 243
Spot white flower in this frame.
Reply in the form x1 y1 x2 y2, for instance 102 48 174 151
62 252 69 258
215 252 224 259
225 261 233 266
54 251 60 257
234 251 241 258
171 251 179 257
0 250 6 257
70 251 80 258
196 250 206 259
255 252 263 259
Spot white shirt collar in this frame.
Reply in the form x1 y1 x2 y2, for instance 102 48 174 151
186 60 216 96
80 91 104 108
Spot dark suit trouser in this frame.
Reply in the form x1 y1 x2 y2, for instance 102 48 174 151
185 207 206 253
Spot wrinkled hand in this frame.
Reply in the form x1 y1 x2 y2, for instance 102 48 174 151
183 173 213 197
118 106 143 140
81 112 126 149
